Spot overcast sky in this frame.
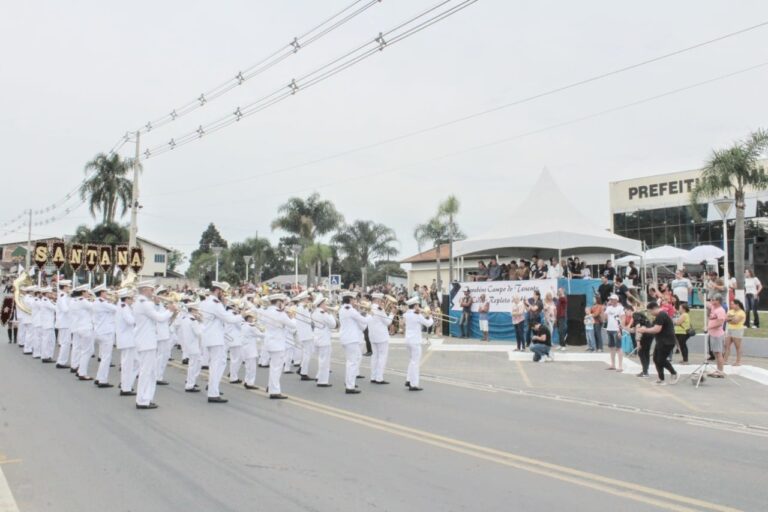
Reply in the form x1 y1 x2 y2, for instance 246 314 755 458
3 0 768 264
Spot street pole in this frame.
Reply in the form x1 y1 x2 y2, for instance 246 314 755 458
327 257 333 287
722 216 729 289
244 255 253 283
128 131 140 249
25 209 32 270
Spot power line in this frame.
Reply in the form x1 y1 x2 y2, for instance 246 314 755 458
137 0 381 135
144 17 768 198
141 0 478 159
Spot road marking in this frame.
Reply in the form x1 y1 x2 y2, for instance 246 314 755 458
653 388 701 412
515 360 532 388
0 461 21 466
284 395 740 512
420 349 435 367
0 465 20 512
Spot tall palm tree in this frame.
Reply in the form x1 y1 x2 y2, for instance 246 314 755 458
691 129 768 289
80 153 137 223
414 216 465 292
332 220 399 269
439 195 461 282
302 243 334 286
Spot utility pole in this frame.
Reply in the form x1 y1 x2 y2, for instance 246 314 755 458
25 209 32 270
128 131 140 249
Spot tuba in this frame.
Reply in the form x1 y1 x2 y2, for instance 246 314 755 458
13 271 33 315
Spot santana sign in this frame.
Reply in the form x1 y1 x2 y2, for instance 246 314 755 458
28 242 143 274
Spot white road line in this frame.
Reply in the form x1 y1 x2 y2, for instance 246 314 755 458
0 466 20 512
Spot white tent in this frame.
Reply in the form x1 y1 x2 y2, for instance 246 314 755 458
616 245 689 266
687 244 724 263
454 170 642 258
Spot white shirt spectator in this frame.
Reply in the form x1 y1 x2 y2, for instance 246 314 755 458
671 277 692 303
604 304 624 332
745 276 761 295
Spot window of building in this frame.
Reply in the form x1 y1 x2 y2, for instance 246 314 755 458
154 254 166 264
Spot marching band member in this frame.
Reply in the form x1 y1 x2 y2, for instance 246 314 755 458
311 295 337 387
38 287 57 363
294 291 315 381
368 293 393 384
257 299 271 369
283 294 301 374
92 284 117 388
199 281 240 404
339 291 368 394
134 281 175 409
72 285 96 380
115 288 138 396
17 287 32 353
261 293 296 399
31 287 44 358
404 297 433 391
226 306 244 384
181 303 203 393
241 312 263 390
55 280 73 369
154 287 172 386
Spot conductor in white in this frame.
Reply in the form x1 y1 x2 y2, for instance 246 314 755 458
199 281 241 404
403 296 433 391
133 281 175 409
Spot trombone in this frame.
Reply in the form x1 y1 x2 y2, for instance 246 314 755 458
422 306 458 324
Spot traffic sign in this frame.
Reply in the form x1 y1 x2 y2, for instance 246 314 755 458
329 274 341 289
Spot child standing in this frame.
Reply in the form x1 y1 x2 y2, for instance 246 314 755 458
584 307 596 351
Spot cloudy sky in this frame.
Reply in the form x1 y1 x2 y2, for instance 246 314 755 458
3 0 768 264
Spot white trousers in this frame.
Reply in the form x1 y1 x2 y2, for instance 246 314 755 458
299 338 314 376
119 347 139 392
32 326 42 357
18 323 28 350
258 344 270 366
201 346 210 367
371 342 389 382
136 349 157 406
185 353 202 390
41 329 56 360
156 338 171 381
244 357 257 386
206 345 226 398
315 345 331 385
95 334 114 383
268 350 285 395
56 328 72 366
406 343 422 388
70 329 84 369
283 346 295 372
343 343 362 390
228 346 243 382
75 331 95 377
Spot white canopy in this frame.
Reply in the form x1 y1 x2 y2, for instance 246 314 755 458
616 244 720 267
454 170 642 258
687 244 724 262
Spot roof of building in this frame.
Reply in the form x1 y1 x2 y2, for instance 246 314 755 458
137 237 173 252
401 244 452 264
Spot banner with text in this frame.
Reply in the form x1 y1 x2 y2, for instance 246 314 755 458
450 279 558 313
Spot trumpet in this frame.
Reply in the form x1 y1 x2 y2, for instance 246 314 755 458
422 307 458 324
156 291 183 305
286 305 313 322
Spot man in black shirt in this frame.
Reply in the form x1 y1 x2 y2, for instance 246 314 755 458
637 301 679 385
614 276 629 308
597 276 613 304
602 260 616 282
626 261 639 286
529 320 552 362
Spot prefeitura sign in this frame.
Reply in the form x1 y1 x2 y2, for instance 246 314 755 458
450 279 558 312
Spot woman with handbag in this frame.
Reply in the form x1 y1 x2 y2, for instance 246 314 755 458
725 299 746 366
673 303 692 363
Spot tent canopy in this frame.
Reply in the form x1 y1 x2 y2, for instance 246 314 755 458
454 170 642 258
616 244 719 266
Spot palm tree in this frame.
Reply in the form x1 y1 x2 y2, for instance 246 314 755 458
691 129 768 289
414 216 460 293
439 195 461 282
302 243 334 286
80 153 137 223
333 220 399 267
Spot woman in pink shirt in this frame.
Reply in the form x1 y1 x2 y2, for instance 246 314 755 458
707 296 727 377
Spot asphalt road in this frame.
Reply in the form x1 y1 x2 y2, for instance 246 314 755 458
1 335 766 512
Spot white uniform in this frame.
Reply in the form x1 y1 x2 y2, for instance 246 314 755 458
339 304 368 391
55 291 73 366
225 310 244 382
71 297 95 377
30 296 42 357
17 295 32 353
155 303 172 382
199 296 241 399
296 303 315 377
311 309 337 385
115 301 138 393
261 305 297 396
404 309 433 388
39 296 56 360
368 304 394 383
241 322 263 387
177 312 202 391
257 308 271 367
93 297 118 384
133 295 172 406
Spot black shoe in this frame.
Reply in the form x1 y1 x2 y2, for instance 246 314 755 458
269 394 288 399
42 358 55 363
258 364 269 368
32 356 41 359
70 368 78 373
363 351 372 356
208 396 228 403
293 363 301 368
182 358 189 365
408 386 423 391
345 388 362 394
229 379 242 384
119 390 136 396
356 375 364 379
136 403 159 409
78 376 93 381
110 363 115 367
317 383 332 388
283 370 294 374
156 380 169 386
300 374 312 381
185 387 201 393
405 381 410 387
373 380 390 385
97 383 114 388
56 364 69 369
201 365 209 370
244 383 259 390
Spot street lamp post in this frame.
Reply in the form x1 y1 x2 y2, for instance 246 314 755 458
243 255 253 283
326 256 333 287
211 246 223 282
292 244 301 289
712 198 735 290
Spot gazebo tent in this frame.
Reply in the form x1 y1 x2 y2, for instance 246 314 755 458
615 245 689 266
454 170 642 259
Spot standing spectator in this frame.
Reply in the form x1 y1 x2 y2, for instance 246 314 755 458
511 295 526 351
597 275 612 305
603 294 625 372
602 260 616 281
626 261 639 287
555 288 568 351
533 259 548 279
673 304 692 363
459 288 473 338
478 294 490 341
525 291 543 347
547 258 561 279
707 295 727 378
725 299 746 366
614 276 629 308
543 293 557 340
671 270 693 305
581 261 592 279
743 269 762 328
500 263 509 281
429 280 438 303
634 310 654 378
487 258 502 281
584 307 596 352
476 261 489 281
637 301 679 385
529 319 553 362
590 297 604 352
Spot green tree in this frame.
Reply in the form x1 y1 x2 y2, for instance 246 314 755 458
691 129 768 288
332 220 399 287
167 249 186 273
414 215 465 292
189 223 228 262
80 153 136 223
302 243 334 286
72 222 129 245
439 195 461 283
368 260 407 286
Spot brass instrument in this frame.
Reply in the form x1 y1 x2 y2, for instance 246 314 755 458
119 271 138 289
13 272 33 315
422 306 458 324
286 305 313 322
156 291 183 306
